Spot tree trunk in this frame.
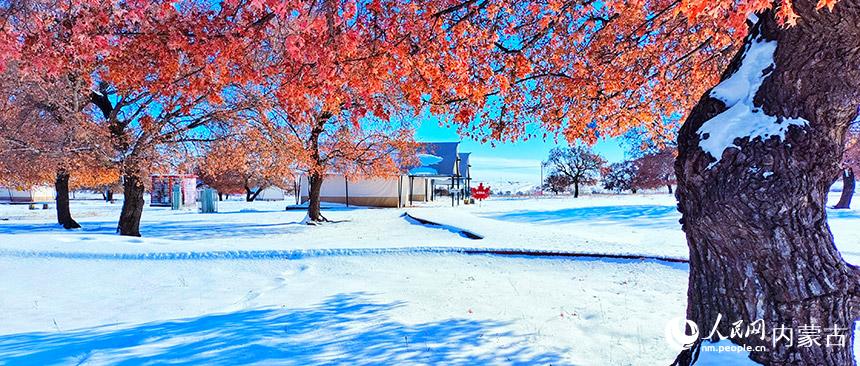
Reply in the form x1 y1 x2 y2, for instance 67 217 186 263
667 184 673 194
218 192 223 201
55 170 80 229
245 186 263 202
105 189 114 202
307 173 324 222
573 181 580 198
305 112 331 224
674 6 860 365
834 168 855 209
117 171 145 237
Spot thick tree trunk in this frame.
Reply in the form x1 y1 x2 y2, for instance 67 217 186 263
573 182 580 198
105 189 114 202
667 184 673 194
55 170 80 229
218 192 223 201
117 172 145 237
834 168 855 209
674 6 860 365
307 173 325 223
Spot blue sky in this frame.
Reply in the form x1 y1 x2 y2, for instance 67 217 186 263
414 116 626 186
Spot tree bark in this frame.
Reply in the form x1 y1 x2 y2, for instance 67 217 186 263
307 172 324 222
834 168 854 209
55 169 80 229
117 171 145 237
105 189 114 202
573 181 580 198
667 184 673 194
674 5 860 365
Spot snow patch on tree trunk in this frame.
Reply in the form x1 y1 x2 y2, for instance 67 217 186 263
697 37 808 168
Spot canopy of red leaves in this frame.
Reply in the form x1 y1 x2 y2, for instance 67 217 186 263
0 0 843 189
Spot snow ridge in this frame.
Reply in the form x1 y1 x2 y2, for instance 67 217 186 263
697 36 808 168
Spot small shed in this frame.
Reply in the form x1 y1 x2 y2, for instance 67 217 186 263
150 174 198 208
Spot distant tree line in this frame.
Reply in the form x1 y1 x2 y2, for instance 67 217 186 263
542 145 676 196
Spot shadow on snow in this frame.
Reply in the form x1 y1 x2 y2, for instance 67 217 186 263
0 220 308 240
402 213 483 240
0 293 565 365
0 205 378 240
485 205 679 229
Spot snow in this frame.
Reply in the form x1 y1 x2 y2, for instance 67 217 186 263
2 191 860 364
407 166 438 176
698 36 808 168
747 12 759 24
0 253 689 364
417 153 443 166
485 180 540 195
409 154 443 175
0 195 691 259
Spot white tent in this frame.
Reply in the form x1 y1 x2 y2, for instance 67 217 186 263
255 187 287 201
0 186 54 203
298 174 430 208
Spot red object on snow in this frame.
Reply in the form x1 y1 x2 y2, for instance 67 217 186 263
471 183 491 200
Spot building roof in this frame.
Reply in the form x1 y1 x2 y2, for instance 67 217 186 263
409 142 460 177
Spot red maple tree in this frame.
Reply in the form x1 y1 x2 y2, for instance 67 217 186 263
1 0 276 235
197 127 293 202
0 65 115 228
632 148 677 194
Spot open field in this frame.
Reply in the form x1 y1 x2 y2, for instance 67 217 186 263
2 193 858 365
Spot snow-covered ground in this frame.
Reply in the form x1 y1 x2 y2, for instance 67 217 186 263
0 194 689 259
1 192 858 364
4 193 855 261
0 254 688 365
